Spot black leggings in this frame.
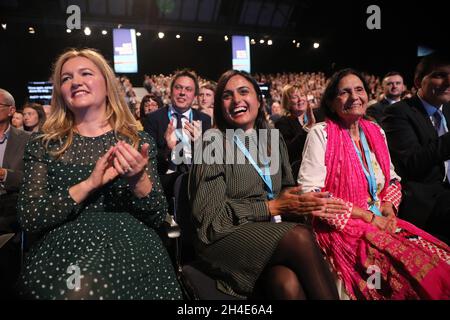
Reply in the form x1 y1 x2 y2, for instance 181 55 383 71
254 225 339 300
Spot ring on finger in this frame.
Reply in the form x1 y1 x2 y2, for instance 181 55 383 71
123 166 132 173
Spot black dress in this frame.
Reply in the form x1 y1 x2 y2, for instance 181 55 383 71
17 131 182 300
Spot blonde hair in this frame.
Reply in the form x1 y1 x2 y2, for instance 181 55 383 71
281 84 305 115
41 48 139 157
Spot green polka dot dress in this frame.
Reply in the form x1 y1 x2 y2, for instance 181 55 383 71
17 131 182 300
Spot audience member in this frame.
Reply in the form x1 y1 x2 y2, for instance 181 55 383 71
367 72 405 124
22 103 46 132
11 110 24 130
382 52 450 244
17 48 182 300
198 82 215 123
275 84 317 177
190 70 342 300
299 68 450 299
144 69 211 201
0 89 30 233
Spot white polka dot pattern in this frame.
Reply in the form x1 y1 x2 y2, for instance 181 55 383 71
17 131 182 300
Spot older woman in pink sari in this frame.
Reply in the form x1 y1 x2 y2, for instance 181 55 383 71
299 69 450 300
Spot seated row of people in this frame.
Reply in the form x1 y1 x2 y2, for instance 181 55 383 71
1 48 449 299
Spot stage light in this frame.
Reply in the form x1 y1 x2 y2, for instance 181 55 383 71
250 38 256 45
197 35 203 42
84 27 91 36
102 30 108 35
66 28 72 33
1 24 6 30
292 40 296 44
28 27 35 34
224 35 229 41
158 32 165 39
313 42 320 49
296 42 300 48
259 39 265 44
176 34 181 39
136 32 142 37
267 39 273 46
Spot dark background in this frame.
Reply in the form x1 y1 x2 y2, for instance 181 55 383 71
0 0 448 106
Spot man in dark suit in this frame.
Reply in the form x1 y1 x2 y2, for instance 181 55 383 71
367 71 405 124
382 53 450 243
144 70 211 201
0 89 31 233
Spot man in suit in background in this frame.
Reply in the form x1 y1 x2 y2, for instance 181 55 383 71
0 88 30 234
144 69 211 201
367 71 405 124
382 53 450 243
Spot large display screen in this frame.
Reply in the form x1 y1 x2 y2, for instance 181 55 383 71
27 81 53 105
232 35 251 73
113 28 138 73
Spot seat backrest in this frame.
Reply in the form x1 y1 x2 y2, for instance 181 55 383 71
173 172 196 265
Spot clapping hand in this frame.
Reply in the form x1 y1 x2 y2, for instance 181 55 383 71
184 120 202 142
113 140 149 179
85 146 119 190
164 119 178 151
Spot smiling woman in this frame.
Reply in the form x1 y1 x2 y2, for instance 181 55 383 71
16 48 182 300
189 70 342 300
298 68 450 299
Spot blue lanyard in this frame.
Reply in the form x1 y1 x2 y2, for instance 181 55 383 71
351 128 382 216
297 114 308 126
233 134 274 200
168 108 193 144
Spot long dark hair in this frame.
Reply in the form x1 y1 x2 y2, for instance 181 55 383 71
23 102 46 131
320 68 371 122
214 70 268 132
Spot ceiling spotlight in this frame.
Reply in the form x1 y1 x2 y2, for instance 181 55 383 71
313 42 320 49
102 30 108 35
176 34 181 39
250 38 256 45
84 27 91 36
158 32 165 39
224 35 229 41
136 32 142 37
1 24 6 30
66 28 72 33
28 27 35 34
292 40 296 44
197 35 203 42
296 42 300 48
117 24 122 29
267 40 273 46
259 39 265 44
